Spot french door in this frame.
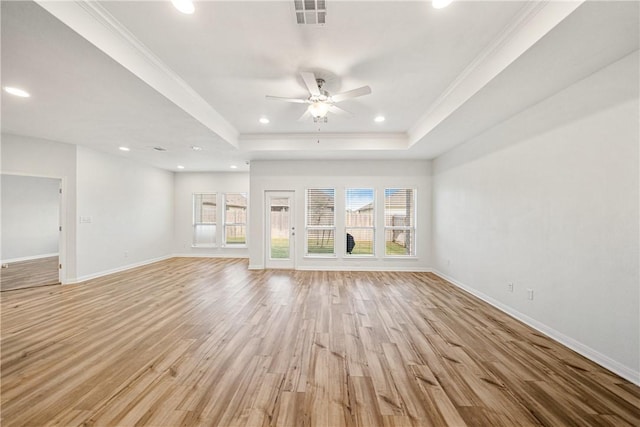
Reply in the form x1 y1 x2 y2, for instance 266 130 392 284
265 191 295 269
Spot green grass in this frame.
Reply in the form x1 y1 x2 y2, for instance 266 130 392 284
270 237 411 257
386 241 410 255
226 236 246 244
270 238 290 259
346 240 410 255
349 240 373 255
307 239 335 255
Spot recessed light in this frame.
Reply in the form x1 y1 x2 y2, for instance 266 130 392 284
374 116 385 123
4 86 30 98
259 117 270 124
230 165 238 169
177 165 185 169
119 146 130 152
191 145 202 151
432 0 453 9
171 0 194 14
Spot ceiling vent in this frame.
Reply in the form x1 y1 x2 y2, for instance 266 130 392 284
294 0 326 25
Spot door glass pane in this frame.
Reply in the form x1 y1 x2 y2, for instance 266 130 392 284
270 198 290 259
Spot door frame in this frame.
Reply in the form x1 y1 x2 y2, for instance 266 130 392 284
1 172 66 284
265 190 295 269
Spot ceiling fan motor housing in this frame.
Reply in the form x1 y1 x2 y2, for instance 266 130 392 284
265 71 371 121
314 79 330 102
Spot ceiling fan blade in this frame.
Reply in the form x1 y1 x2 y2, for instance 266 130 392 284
331 86 372 103
328 105 351 115
265 95 307 104
300 72 321 96
297 108 312 122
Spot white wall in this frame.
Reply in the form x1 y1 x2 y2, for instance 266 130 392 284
173 172 249 258
249 160 431 271
1 134 77 281
431 52 639 383
75 146 174 280
1 175 60 261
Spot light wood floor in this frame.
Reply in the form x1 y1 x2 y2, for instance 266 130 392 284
1 258 638 426
0 256 59 292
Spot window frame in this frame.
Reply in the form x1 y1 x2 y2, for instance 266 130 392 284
384 188 417 257
305 188 336 257
345 188 376 257
192 192 217 248
222 192 248 247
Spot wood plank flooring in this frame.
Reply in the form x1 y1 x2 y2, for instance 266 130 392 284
1 256 59 292
1 258 638 426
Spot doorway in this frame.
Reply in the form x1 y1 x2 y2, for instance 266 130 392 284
1 174 62 291
265 191 295 269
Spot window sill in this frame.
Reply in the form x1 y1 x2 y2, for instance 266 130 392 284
344 255 376 259
192 244 217 248
383 256 419 259
304 254 337 259
222 244 248 249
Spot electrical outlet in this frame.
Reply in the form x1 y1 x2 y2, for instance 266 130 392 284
447 259 451 266
124 251 129 258
527 288 534 300
508 282 514 292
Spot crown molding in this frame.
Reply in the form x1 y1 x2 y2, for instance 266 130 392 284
35 0 239 148
409 0 585 148
240 132 407 141
240 132 408 152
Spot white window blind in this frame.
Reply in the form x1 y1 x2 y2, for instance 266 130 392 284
384 188 416 256
306 188 335 255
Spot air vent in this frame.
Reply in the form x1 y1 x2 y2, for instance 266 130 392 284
153 146 167 152
294 0 326 25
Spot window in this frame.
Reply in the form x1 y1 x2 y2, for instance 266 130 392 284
306 188 335 256
193 193 216 247
384 188 416 256
345 188 375 256
224 193 247 245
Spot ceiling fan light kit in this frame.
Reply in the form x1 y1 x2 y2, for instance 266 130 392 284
309 100 331 119
266 72 371 123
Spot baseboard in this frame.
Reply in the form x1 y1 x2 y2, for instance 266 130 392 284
173 253 249 259
432 269 640 386
69 255 174 284
2 253 59 264
246 264 431 272
295 265 433 272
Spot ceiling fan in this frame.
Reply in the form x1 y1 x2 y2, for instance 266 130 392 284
266 72 372 122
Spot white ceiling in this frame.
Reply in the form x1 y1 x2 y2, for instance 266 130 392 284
1 1 638 172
